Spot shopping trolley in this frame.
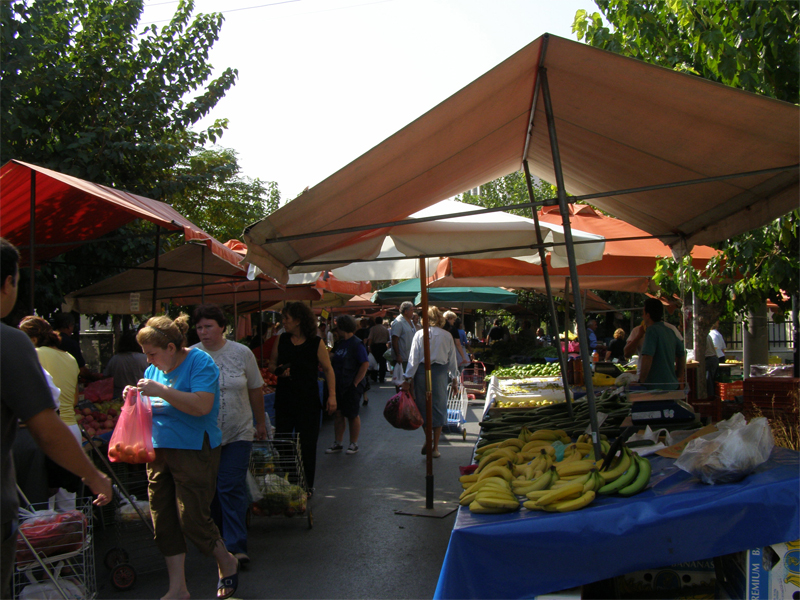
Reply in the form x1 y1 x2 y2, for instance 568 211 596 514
13 490 96 600
247 434 313 529
444 380 469 440
461 361 487 402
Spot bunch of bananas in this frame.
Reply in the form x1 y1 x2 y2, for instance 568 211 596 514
459 429 652 514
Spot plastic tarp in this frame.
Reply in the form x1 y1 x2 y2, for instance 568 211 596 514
430 205 718 293
243 34 798 284
0 160 219 265
434 448 800 599
434 448 800 598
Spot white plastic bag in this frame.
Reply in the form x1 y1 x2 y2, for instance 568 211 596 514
19 579 84 600
368 353 379 371
675 413 774 485
391 363 405 387
116 495 151 522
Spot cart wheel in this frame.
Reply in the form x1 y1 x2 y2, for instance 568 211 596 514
111 563 136 590
461 429 467 441
307 508 314 529
104 547 129 569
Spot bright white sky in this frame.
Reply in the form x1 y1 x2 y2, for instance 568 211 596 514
141 0 597 202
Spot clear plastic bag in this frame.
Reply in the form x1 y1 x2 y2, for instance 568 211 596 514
675 413 775 484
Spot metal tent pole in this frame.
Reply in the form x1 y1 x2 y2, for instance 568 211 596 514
420 257 434 509
28 169 36 315
258 280 264 368
539 67 602 458
523 160 573 415
151 227 161 315
201 244 206 304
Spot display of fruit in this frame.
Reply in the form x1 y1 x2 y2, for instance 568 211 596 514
261 368 278 390
460 428 652 515
492 363 562 379
76 399 123 437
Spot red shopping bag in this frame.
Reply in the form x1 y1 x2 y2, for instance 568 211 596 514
383 391 424 431
108 388 155 464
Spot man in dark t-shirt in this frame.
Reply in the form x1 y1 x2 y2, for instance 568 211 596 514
1 239 112 598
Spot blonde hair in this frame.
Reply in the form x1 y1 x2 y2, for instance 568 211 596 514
613 328 625 340
137 315 187 350
428 306 445 328
443 310 457 322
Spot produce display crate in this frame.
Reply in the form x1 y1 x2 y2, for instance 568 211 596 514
716 381 744 402
743 377 799 423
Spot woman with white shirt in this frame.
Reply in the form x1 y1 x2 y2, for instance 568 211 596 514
400 306 458 458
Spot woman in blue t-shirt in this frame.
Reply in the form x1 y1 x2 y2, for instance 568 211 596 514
325 316 369 456
135 315 240 600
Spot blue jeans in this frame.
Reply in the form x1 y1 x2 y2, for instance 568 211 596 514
211 440 252 555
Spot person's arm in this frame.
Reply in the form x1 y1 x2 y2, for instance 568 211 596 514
317 339 337 415
137 379 215 416
392 335 402 363
639 354 653 383
676 352 686 390
624 328 644 358
268 334 280 373
454 338 468 363
25 408 112 505
354 361 369 388
366 328 374 346
249 387 267 440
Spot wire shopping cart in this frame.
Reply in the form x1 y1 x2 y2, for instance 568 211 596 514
444 380 469 440
461 361 487 402
247 434 313 529
13 490 96 600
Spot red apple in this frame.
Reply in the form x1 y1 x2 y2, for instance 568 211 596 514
85 427 96 437
82 408 92 416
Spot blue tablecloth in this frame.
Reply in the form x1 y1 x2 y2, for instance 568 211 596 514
434 447 800 599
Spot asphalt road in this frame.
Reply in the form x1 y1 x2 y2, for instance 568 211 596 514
94 380 483 600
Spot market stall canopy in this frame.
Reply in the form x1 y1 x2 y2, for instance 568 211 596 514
248 199 604 284
430 205 718 293
373 278 518 310
63 240 280 314
0 160 217 265
242 33 798 282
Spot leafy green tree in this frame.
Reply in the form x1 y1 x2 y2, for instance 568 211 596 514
1 0 237 198
574 0 800 386
457 171 557 217
170 147 281 244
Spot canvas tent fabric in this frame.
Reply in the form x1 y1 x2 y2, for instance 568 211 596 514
430 205 717 293
252 199 604 283
372 279 518 310
242 33 798 282
0 160 222 265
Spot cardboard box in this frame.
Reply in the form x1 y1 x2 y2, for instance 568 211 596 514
616 559 716 599
715 540 800 599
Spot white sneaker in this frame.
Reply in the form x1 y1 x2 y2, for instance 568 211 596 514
346 442 359 455
325 442 343 454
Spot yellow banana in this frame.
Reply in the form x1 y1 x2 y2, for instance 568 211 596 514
535 481 586 506
555 460 597 476
459 473 479 485
552 471 592 489
559 435 572 444
478 465 514 482
558 449 582 464
599 448 632 482
543 490 596 512
583 470 603 493
499 438 525 450
525 489 554 501
469 500 513 514
528 430 561 441
475 454 511 474
522 500 546 510
511 469 555 494
521 440 555 453
460 477 509 497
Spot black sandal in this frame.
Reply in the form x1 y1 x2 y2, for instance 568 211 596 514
217 565 239 599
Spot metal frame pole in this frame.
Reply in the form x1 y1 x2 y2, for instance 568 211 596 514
29 170 36 314
201 244 206 304
151 227 161 315
539 67 601 458
523 160 573 415
420 258 434 509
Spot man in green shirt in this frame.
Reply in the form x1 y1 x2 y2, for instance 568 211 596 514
639 298 686 391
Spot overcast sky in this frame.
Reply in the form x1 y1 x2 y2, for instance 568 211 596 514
141 0 597 201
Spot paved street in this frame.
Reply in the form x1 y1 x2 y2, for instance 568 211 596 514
96 381 483 599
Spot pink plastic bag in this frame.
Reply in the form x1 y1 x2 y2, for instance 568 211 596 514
383 391 424 431
108 388 154 464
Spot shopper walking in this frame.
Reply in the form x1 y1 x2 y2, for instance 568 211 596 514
367 316 391 382
192 304 266 567
136 315 240 600
269 302 336 493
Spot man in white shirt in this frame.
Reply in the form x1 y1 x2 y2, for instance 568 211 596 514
391 302 417 370
710 322 726 360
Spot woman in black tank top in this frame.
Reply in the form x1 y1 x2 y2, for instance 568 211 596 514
269 303 336 490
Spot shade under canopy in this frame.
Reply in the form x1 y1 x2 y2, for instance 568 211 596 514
242 33 798 282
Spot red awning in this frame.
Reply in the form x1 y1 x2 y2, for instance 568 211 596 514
0 160 218 265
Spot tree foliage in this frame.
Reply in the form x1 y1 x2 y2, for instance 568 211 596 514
456 171 557 217
1 0 238 198
574 1 800 329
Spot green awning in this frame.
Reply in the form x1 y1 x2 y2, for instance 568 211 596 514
372 279 517 310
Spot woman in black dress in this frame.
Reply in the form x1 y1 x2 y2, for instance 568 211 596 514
269 303 336 491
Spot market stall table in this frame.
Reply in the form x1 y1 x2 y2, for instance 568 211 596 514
434 447 800 599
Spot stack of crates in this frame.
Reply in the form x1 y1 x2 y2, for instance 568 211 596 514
743 377 799 424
